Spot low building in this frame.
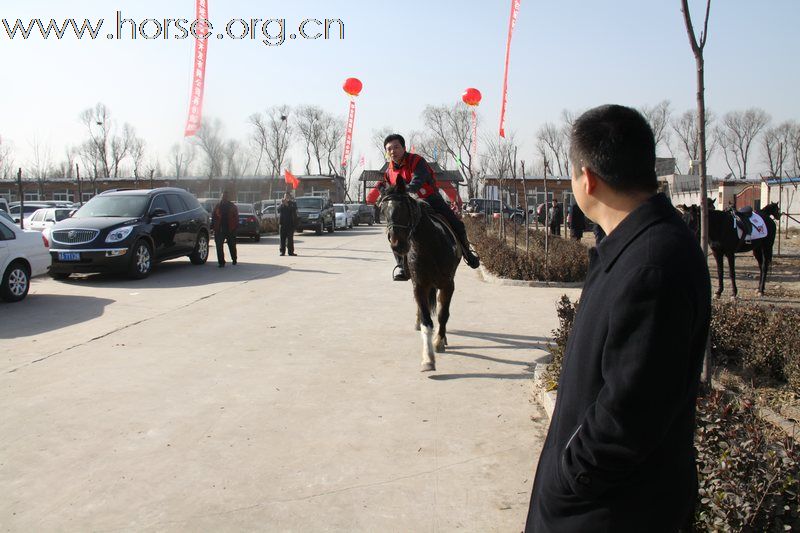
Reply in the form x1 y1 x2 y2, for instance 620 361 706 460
0 174 347 205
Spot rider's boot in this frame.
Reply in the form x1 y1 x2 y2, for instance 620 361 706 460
456 226 480 269
393 252 409 281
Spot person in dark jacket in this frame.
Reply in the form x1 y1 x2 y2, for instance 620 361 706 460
212 190 238 267
366 133 479 281
548 199 563 236
526 105 711 532
569 202 586 241
277 193 298 256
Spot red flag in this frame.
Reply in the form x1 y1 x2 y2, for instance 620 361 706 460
184 0 209 137
499 0 521 138
284 169 299 189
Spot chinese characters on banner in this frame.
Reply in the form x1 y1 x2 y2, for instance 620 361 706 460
341 99 357 167
499 0 521 138
184 0 209 137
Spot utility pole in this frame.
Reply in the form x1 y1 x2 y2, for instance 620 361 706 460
543 157 550 278
76 163 82 204
17 168 24 229
521 160 529 254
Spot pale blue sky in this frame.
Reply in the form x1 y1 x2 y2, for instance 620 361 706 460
1 0 798 176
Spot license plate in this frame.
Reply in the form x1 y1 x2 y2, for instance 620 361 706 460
58 252 80 261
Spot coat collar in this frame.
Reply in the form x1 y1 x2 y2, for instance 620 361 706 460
595 193 674 272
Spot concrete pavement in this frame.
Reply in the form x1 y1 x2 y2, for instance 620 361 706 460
0 225 581 532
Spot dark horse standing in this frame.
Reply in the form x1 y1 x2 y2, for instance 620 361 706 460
379 179 462 371
680 201 781 297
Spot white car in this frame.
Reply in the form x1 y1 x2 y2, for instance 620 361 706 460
25 207 74 232
0 213 50 302
334 203 353 229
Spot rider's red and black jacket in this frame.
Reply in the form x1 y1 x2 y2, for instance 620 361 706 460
367 153 438 204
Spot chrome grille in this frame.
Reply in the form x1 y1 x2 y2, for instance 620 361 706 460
52 229 99 245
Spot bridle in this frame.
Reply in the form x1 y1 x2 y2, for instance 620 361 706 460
379 193 421 236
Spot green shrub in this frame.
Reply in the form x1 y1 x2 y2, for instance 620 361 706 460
540 295 578 391
465 218 588 282
694 390 800 531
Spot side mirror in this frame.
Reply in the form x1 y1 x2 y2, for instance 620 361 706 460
150 208 168 219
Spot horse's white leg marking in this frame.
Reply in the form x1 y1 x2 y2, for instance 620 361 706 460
420 325 435 371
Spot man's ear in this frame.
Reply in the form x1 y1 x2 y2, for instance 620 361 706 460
583 166 600 196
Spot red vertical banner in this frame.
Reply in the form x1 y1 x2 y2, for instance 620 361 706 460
184 0 209 137
471 110 478 159
341 98 356 167
499 0 521 138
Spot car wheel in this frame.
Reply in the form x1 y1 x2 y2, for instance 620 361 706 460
1 261 31 302
189 231 209 265
49 272 71 280
315 220 323 235
128 240 153 279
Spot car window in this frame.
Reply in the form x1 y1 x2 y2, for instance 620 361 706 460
0 219 15 240
54 209 71 221
31 210 46 222
0 211 14 224
74 196 150 218
182 194 200 210
166 194 187 214
236 204 255 214
150 195 170 216
296 197 323 209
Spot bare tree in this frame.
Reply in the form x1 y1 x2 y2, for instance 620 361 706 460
193 118 226 178
79 103 112 178
671 109 717 172
321 114 345 175
371 127 393 160
0 135 15 181
536 123 568 176
681 0 712 384
716 108 771 179
422 103 479 199
640 100 673 155
762 121 795 178
130 137 146 182
295 105 326 174
250 105 292 180
28 137 53 197
791 123 800 176
168 141 194 179
109 123 135 178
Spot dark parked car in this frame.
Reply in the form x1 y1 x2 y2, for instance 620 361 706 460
351 204 375 226
295 196 335 235
9 202 58 224
234 203 261 242
48 187 210 279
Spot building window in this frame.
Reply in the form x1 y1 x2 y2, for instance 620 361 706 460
0 189 16 203
236 190 259 204
53 190 74 202
24 192 40 202
81 192 95 203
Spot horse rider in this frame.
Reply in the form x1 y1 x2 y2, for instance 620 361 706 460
367 133 480 281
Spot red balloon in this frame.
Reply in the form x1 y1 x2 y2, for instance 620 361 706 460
343 77 363 97
462 88 482 107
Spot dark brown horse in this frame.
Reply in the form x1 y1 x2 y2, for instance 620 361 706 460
680 201 781 297
379 179 461 371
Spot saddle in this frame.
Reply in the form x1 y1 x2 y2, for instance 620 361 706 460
730 207 767 243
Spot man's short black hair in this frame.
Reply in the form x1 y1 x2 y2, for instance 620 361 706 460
384 134 406 149
569 105 657 193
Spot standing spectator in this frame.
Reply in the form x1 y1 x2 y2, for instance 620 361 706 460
525 104 711 532
212 190 238 268
278 193 298 256
569 202 586 241
548 198 563 236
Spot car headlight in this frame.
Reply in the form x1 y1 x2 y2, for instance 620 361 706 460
106 226 134 243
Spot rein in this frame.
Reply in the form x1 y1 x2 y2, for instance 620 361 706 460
380 193 422 236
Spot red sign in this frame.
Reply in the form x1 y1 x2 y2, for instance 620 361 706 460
184 0 209 137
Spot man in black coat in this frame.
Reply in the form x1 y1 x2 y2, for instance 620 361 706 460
548 199 563 236
277 193 298 256
569 202 586 241
526 105 711 532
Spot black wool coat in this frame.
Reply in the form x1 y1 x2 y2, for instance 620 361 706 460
526 193 711 532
